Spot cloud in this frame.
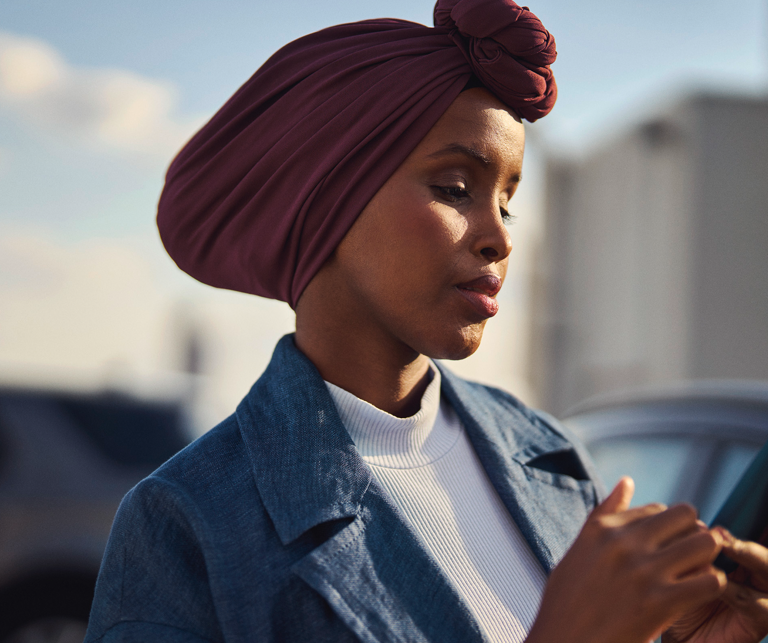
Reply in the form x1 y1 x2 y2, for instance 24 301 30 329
0 32 202 157
0 228 167 378
0 226 297 428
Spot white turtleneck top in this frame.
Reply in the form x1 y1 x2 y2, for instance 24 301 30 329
325 365 547 643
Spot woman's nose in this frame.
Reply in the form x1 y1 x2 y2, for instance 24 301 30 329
473 201 513 261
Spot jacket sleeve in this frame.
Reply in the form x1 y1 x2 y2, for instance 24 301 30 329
85 477 222 643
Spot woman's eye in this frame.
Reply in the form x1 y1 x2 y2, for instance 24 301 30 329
434 185 469 202
500 206 517 226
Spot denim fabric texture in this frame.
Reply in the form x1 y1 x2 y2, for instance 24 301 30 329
85 334 605 643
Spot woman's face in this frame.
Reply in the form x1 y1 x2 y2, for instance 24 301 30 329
318 88 525 361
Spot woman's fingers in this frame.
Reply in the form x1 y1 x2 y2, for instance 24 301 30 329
662 563 728 611
535 477 734 643
591 477 672 530
557 478 767 642
596 502 668 530
593 476 635 515
720 579 768 635
630 504 704 548
653 528 723 578
718 529 768 592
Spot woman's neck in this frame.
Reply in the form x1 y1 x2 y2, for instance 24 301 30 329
295 324 432 418
294 277 432 418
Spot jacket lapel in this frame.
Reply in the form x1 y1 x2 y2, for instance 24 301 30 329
236 335 484 643
438 366 599 573
292 484 485 643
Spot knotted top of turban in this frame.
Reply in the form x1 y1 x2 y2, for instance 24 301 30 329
158 0 556 307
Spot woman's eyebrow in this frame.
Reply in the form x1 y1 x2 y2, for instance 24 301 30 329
427 143 492 166
427 143 522 184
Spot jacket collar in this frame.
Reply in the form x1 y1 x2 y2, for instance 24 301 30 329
236 335 486 642
438 363 593 572
236 333 584 562
438 363 569 461
235 334 373 545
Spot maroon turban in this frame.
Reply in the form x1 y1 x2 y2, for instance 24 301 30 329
158 0 557 307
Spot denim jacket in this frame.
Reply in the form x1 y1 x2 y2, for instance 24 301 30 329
85 335 604 643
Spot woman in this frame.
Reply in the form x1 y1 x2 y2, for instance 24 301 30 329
85 1 768 642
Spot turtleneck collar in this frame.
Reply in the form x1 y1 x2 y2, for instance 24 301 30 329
324 363 461 469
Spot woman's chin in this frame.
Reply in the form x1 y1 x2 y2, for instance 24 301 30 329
418 324 486 361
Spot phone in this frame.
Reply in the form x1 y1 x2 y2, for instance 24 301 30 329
709 438 768 573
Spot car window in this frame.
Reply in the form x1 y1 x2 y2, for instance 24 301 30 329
588 437 694 507
697 442 761 524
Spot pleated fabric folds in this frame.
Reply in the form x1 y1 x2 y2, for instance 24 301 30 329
157 0 556 306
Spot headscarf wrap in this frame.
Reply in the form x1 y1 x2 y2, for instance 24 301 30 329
158 0 557 307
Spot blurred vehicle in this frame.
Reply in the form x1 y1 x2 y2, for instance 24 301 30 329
561 380 768 523
0 387 191 643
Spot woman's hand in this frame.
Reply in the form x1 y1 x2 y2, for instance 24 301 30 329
663 529 768 643
526 477 728 643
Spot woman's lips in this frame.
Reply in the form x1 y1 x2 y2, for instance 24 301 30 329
455 274 502 319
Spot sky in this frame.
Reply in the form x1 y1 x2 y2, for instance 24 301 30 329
0 0 766 426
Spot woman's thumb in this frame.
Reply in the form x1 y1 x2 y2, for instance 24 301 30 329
593 476 635 516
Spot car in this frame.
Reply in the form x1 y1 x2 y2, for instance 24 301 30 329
0 387 191 643
560 379 768 524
